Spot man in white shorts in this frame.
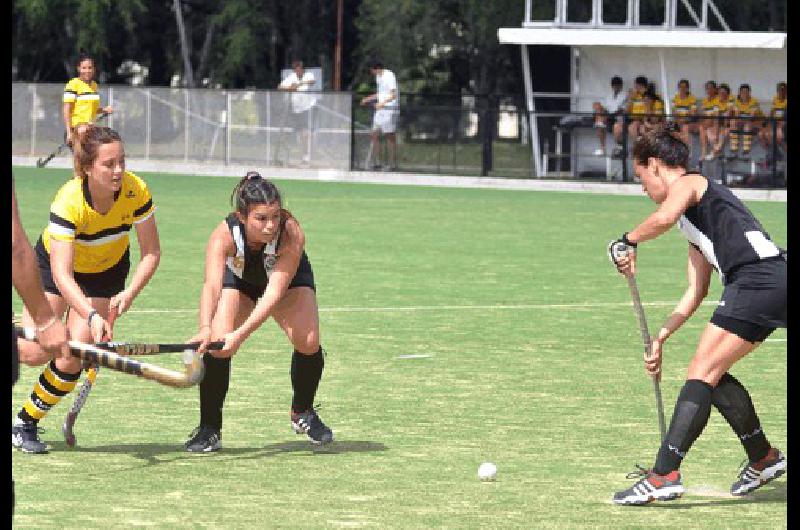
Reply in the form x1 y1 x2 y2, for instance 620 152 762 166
360 58 399 170
278 59 317 164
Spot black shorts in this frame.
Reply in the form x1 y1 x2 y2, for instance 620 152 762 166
222 253 316 303
710 258 787 343
35 237 130 299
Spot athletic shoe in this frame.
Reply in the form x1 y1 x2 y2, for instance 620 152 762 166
731 447 786 496
291 407 334 445
11 421 48 454
612 465 684 505
703 152 715 161
593 148 605 156
184 425 222 453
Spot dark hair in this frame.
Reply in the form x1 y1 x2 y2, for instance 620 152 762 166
611 76 623 86
719 83 730 94
368 57 383 69
632 122 689 168
634 75 648 87
739 83 751 92
73 124 122 178
678 79 690 88
705 80 717 89
291 59 303 68
777 82 787 90
231 171 283 214
76 50 95 67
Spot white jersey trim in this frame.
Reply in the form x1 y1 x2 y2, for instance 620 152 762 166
678 215 722 281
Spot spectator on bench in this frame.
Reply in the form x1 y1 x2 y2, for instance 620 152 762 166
710 83 734 159
671 79 700 158
758 81 787 164
592 75 627 156
729 84 763 161
699 81 720 161
612 75 648 158
641 83 665 134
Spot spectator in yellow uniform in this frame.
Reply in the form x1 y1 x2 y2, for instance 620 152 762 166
699 81 720 161
711 84 734 158
612 75 648 158
671 79 699 156
758 82 787 162
642 83 665 133
63 51 113 149
729 84 762 161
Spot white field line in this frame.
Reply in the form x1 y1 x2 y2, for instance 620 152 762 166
125 300 718 314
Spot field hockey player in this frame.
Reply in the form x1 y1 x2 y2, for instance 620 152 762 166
183 171 332 453
608 123 787 505
13 125 161 454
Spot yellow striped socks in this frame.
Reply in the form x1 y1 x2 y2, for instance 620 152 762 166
17 360 80 423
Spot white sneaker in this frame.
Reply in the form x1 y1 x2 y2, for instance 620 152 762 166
593 148 605 156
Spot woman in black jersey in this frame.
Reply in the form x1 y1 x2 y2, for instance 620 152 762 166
608 123 786 505
184 172 332 452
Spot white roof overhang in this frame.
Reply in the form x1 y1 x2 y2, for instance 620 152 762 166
498 28 786 49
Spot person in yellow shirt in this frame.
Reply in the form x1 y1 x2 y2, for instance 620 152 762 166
642 83 665 134
699 81 720 161
671 79 699 156
612 75 648 158
711 83 734 158
63 52 113 149
12 124 161 454
758 82 787 160
729 84 762 161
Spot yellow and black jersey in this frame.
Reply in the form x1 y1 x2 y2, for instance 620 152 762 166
771 96 787 119
700 96 720 116
63 77 101 128
42 171 155 274
734 97 762 118
629 92 647 118
716 97 734 115
671 93 698 116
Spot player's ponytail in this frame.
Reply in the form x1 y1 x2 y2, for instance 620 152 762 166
231 171 283 215
73 124 123 179
632 122 689 169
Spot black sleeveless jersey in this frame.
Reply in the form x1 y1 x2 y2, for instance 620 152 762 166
677 175 783 283
224 213 283 288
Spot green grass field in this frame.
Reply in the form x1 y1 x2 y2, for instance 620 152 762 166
12 167 786 528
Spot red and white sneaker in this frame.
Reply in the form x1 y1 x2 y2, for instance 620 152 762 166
731 447 786 496
612 465 684 505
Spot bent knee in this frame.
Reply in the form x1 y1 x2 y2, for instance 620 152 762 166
294 332 320 355
18 343 52 367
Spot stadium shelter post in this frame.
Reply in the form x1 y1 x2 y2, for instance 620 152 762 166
481 95 494 177
771 118 778 187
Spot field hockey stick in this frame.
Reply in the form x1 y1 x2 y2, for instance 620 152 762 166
36 112 110 168
608 242 668 442
93 340 225 355
62 307 117 447
15 326 206 389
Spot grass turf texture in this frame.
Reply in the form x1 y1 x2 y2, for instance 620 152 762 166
12 167 786 528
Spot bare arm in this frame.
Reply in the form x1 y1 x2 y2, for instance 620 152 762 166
235 219 304 340
110 214 161 315
63 102 74 142
626 174 706 244
655 245 713 343
199 222 231 330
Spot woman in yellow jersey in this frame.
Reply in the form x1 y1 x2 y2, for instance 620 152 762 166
711 83 734 158
615 75 649 157
729 84 762 161
699 81 720 161
12 125 161 454
63 52 113 149
642 83 665 133
671 79 700 155
758 82 787 159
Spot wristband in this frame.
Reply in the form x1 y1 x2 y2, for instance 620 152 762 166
35 316 59 334
87 309 98 327
621 232 637 248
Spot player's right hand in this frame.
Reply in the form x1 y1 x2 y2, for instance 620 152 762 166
187 327 212 354
36 319 70 360
89 314 112 343
645 338 663 381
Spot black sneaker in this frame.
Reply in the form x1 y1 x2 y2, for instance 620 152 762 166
731 447 786 496
291 407 334 445
184 425 221 453
12 422 48 454
612 465 684 505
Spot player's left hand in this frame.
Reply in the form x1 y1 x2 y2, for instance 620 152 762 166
608 237 637 276
645 338 663 381
109 289 135 316
212 330 246 358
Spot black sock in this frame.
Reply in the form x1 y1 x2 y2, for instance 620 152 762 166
653 379 714 475
291 347 324 413
712 372 771 463
199 356 231 431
